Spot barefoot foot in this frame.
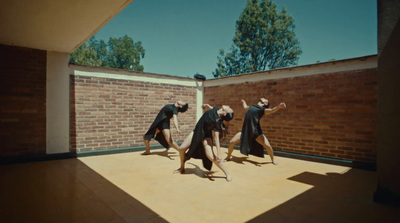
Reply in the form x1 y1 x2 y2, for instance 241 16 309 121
141 151 151 155
173 168 185 174
226 174 233 182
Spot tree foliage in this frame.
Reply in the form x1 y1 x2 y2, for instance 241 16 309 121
69 37 106 67
213 0 302 78
70 35 145 71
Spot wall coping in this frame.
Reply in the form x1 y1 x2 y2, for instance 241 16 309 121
70 64 202 88
205 55 378 87
70 55 377 88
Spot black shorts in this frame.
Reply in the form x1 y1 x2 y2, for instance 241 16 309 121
253 126 263 138
156 119 170 130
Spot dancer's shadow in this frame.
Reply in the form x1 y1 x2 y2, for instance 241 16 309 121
141 149 178 160
226 155 271 167
183 163 225 181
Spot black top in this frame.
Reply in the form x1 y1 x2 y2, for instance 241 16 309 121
144 104 178 148
185 107 221 170
240 104 266 157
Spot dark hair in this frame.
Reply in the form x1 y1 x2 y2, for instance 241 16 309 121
178 103 189 113
260 99 270 108
221 112 234 121
218 113 233 140
218 120 229 140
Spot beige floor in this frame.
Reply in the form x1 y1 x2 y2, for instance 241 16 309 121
1 148 399 223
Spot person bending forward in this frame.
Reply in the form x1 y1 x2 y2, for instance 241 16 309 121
175 104 234 182
142 101 188 155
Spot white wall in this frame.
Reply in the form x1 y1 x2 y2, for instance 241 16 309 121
46 52 71 154
195 81 204 121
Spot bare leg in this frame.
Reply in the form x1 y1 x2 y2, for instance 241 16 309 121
256 135 277 165
162 129 180 151
225 132 241 162
203 138 232 182
173 132 193 174
142 136 151 155
154 129 168 153
142 129 161 155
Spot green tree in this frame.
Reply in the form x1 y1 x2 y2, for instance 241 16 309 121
213 0 302 78
69 35 145 71
70 36 106 67
107 35 145 71
91 37 108 66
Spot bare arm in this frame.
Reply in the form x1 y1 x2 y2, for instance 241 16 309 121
173 114 181 134
241 99 249 110
202 104 213 110
212 130 221 161
264 102 286 115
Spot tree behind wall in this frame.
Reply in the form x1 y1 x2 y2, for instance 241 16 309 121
213 0 302 78
69 37 106 67
70 35 145 71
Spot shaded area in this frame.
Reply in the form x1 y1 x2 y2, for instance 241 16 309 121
1 151 397 223
248 169 400 223
184 162 219 181
141 149 178 160
227 155 272 166
376 4 400 205
0 44 47 157
224 145 376 170
0 159 167 223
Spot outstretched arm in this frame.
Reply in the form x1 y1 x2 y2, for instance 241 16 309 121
264 102 286 115
212 130 221 162
241 99 249 110
173 114 181 134
202 104 213 110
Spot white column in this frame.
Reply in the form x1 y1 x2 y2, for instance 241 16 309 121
46 51 70 154
195 80 204 121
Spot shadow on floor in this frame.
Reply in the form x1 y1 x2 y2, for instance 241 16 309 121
227 155 272 166
141 149 179 160
248 169 400 223
0 158 167 223
183 162 221 181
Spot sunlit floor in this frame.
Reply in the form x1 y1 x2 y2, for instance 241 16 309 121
1 148 399 223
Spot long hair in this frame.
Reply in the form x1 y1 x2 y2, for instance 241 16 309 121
218 119 229 140
178 103 188 113
218 112 233 141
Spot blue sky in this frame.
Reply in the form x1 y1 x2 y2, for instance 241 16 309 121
94 0 377 79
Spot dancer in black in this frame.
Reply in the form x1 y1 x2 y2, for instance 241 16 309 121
142 101 188 155
225 98 286 164
174 104 234 182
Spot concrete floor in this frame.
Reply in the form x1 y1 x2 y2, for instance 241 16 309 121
1 148 399 223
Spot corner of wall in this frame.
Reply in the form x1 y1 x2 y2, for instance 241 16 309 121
46 51 71 154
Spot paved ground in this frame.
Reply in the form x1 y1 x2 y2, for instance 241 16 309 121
1 148 399 222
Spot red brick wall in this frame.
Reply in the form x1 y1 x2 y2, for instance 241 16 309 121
70 74 197 152
204 68 378 163
0 44 47 157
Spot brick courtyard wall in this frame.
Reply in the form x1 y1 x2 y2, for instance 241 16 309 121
204 57 378 164
0 44 47 157
70 66 197 152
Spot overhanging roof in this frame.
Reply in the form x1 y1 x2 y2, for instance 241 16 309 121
0 0 134 53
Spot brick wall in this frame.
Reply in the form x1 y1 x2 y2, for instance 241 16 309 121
204 68 378 163
0 44 377 165
0 44 47 157
70 74 197 152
